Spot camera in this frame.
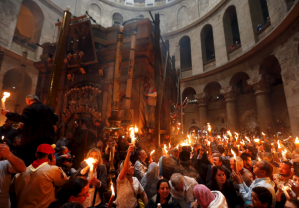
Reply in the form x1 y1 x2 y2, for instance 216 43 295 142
62 155 75 163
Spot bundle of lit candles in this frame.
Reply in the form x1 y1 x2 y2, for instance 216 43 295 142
1 92 10 109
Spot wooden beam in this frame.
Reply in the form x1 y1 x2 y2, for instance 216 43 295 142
55 15 87 26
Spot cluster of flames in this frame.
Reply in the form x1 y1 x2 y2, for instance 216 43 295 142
129 125 138 145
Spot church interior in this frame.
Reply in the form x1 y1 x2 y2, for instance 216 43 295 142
0 0 299 143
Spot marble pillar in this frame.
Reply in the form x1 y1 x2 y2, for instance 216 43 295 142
220 86 239 132
247 75 274 133
195 93 208 129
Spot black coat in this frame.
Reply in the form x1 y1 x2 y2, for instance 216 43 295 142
6 101 58 145
145 194 181 208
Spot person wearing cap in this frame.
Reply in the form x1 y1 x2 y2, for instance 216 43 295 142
11 144 68 208
0 143 26 208
1 94 58 166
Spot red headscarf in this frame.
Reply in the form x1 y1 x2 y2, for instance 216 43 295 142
193 185 215 208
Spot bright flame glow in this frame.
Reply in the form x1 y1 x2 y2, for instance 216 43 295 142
295 137 299 143
254 139 260 143
85 157 96 171
224 136 229 140
262 132 265 136
169 143 171 149
241 140 245 145
134 125 138 133
231 149 236 159
150 150 155 155
164 144 168 154
110 180 115 196
1 136 4 140
130 128 136 145
277 140 281 149
207 123 211 132
282 149 287 158
217 135 221 139
227 130 232 136
258 156 261 161
245 137 250 142
207 141 211 146
2 92 10 101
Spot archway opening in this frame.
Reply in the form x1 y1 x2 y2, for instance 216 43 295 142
203 82 222 102
179 36 192 71
182 87 196 101
229 72 251 95
201 24 215 63
113 13 123 26
248 0 270 34
223 5 241 50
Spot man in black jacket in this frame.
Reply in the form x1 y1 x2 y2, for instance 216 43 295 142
1 95 58 166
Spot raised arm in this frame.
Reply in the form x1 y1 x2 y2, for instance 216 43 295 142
119 144 134 181
0 144 26 173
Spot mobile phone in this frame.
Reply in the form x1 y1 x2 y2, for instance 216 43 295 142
294 162 299 174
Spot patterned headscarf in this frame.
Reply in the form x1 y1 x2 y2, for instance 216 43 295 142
193 184 215 208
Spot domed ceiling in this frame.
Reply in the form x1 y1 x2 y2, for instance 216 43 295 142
113 0 175 7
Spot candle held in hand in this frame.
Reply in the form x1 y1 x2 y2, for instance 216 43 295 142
107 180 115 208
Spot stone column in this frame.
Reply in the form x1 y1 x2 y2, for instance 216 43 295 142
195 93 208 129
220 86 239 132
247 75 274 132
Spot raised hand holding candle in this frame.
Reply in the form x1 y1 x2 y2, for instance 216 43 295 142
107 180 115 208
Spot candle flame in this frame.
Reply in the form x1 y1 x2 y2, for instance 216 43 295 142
277 140 281 148
164 144 168 154
224 136 229 140
169 143 171 149
254 139 260 143
235 132 239 136
207 123 211 132
1 136 4 140
258 156 261 161
110 180 115 196
150 150 155 155
134 125 138 133
84 157 96 171
282 149 287 158
207 140 211 146
245 136 250 142
217 135 221 139
262 132 265 136
2 92 10 101
241 140 245 145
227 130 232 136
295 137 299 143
130 127 136 145
231 149 236 159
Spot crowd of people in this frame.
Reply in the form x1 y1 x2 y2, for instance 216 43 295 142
1 94 299 208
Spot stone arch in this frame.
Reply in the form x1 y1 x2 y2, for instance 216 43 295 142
259 55 282 84
182 87 196 101
229 72 251 95
112 12 123 26
13 0 44 49
201 24 215 63
223 5 241 50
258 55 290 132
89 3 101 25
177 5 188 29
203 81 222 101
179 36 192 71
2 68 32 111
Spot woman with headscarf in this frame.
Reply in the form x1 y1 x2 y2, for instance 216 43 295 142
141 162 160 199
145 179 181 208
193 184 228 208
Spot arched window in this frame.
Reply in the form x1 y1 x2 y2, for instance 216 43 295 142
248 0 270 33
203 82 222 101
229 72 251 95
259 56 283 86
177 6 188 29
13 0 44 51
113 13 123 26
179 36 192 71
182 87 196 100
89 4 101 25
201 24 215 63
223 6 241 50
